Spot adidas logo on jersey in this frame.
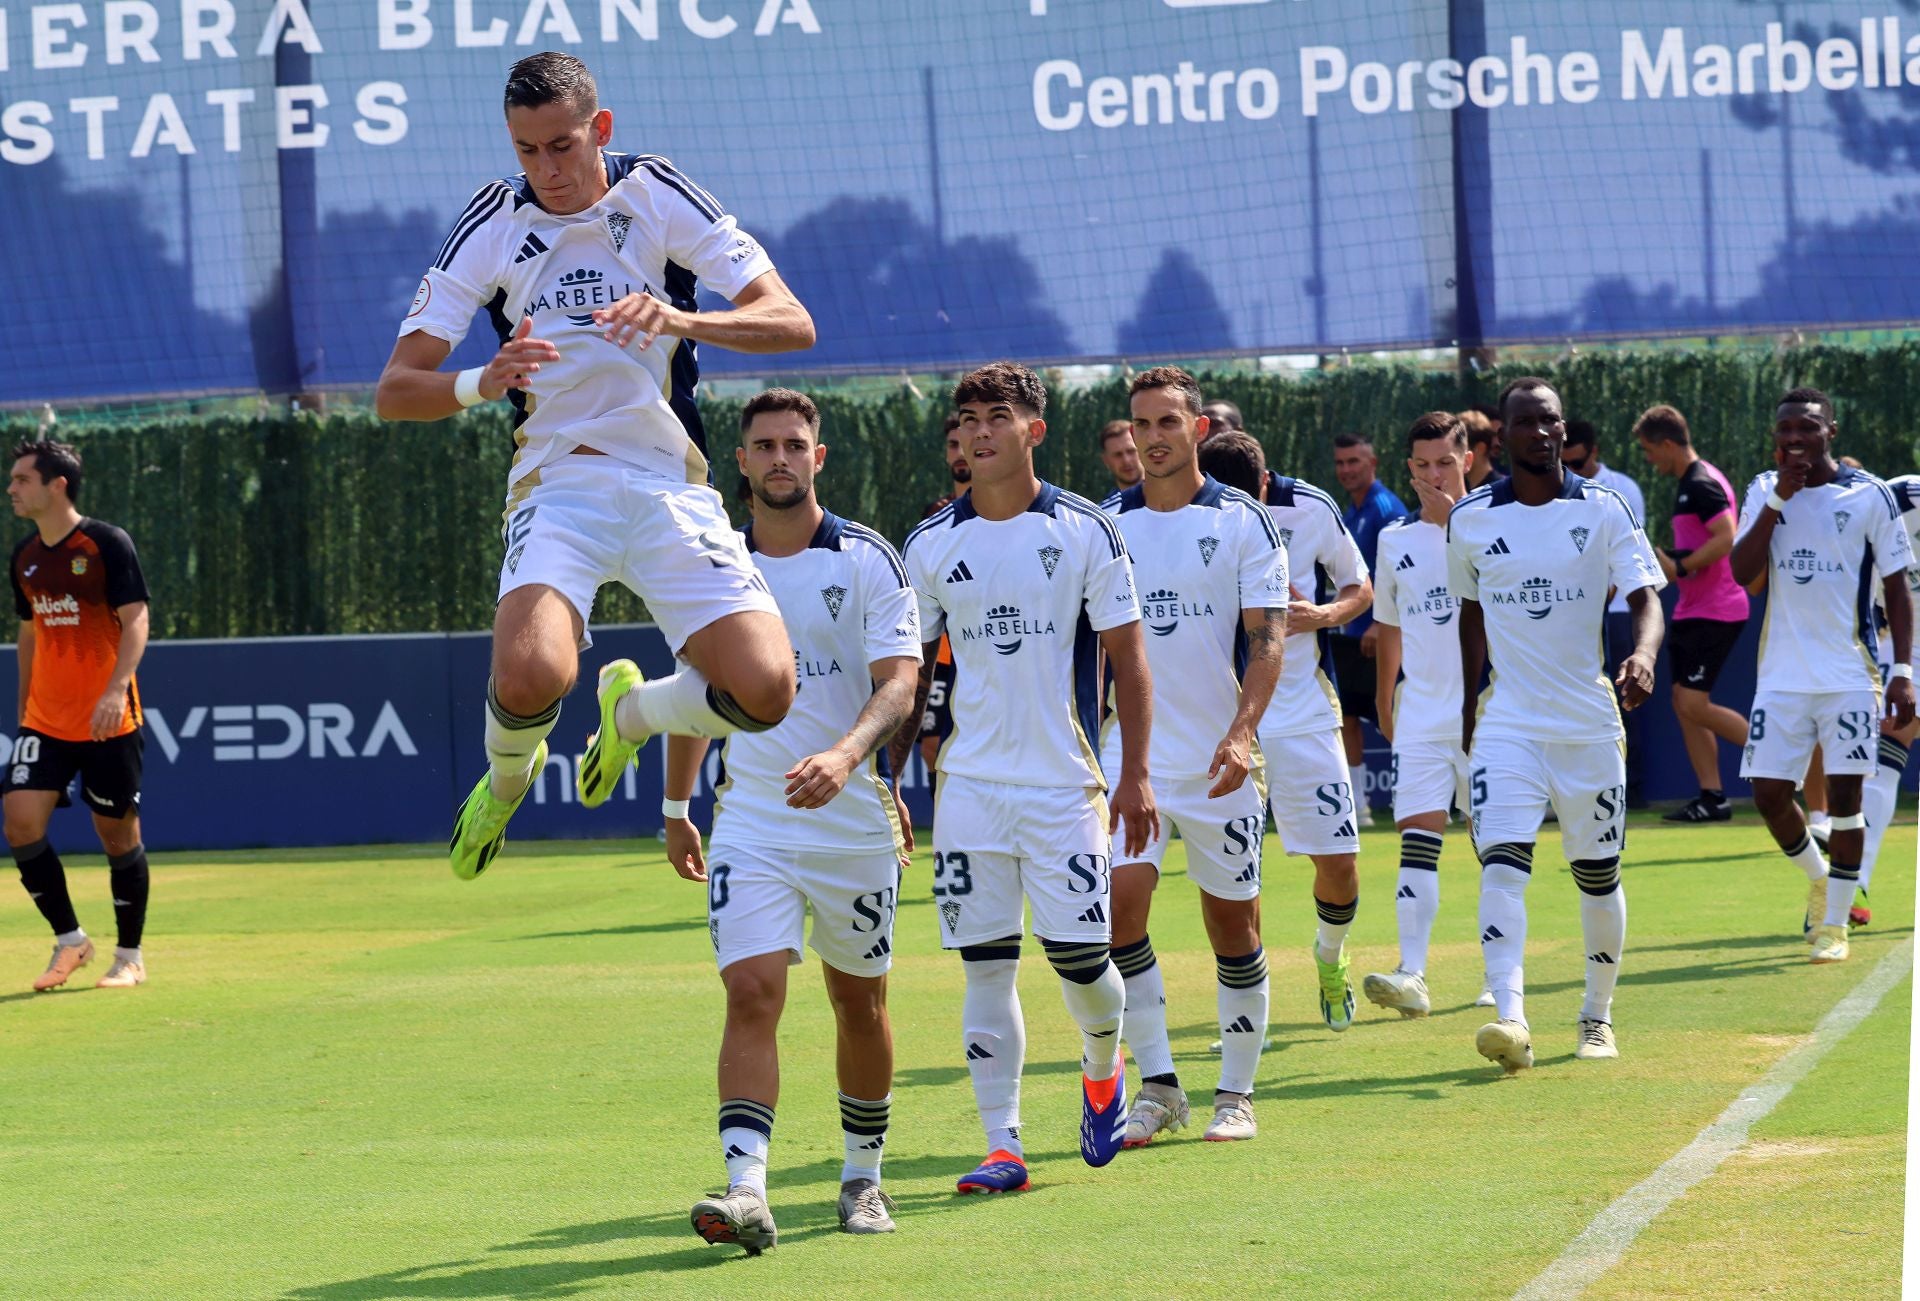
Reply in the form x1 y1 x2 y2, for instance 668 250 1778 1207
1484 537 1512 556
1587 952 1615 964
512 233 550 263
1199 536 1220 567
1481 925 1504 943
966 1042 994 1060
1222 1015 1257 1034
863 936 892 961
1396 551 1417 571
1077 902 1107 924
946 561 975 584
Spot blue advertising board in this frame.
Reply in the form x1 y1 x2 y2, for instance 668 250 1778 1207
8 2 1920 400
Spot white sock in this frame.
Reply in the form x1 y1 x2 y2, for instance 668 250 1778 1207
1785 830 1829 883
1825 864 1861 927
1809 810 1833 834
1056 959 1126 1082
1860 746 1906 892
484 680 559 801
961 956 1025 1156
1114 937 1175 1082
1215 948 1269 1096
55 927 86 948
616 666 768 741
838 1093 889 1185
1577 884 1627 1024
718 1099 773 1196
1314 894 1356 965
1479 858 1531 1027
114 945 141 964
1395 830 1443 973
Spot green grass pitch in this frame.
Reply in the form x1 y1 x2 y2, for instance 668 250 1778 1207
0 812 1909 1299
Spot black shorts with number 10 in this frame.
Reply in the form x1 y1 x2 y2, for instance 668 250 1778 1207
2 727 144 817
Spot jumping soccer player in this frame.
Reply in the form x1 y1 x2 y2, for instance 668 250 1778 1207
1198 431 1372 1033
892 362 1156 1193
1363 413 1477 1018
374 52 814 878
662 390 919 1254
1449 378 1665 1073
1729 388 1914 964
1856 473 1920 922
1098 369 1287 1148
5 440 152 991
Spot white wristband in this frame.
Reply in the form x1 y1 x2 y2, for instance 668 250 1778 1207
662 797 691 820
453 367 487 408
1892 663 1914 682
1765 489 1788 513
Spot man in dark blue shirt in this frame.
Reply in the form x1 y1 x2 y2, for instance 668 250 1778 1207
1331 432 1410 819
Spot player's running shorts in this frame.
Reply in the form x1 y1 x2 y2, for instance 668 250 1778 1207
1740 689 1883 782
930 773 1111 948
1257 726 1360 857
1668 618 1746 693
1392 737 1468 823
497 458 779 653
1468 733 1626 862
704 839 901 978
2 727 142 817
1109 774 1265 902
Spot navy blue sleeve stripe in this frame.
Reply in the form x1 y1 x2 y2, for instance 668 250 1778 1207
434 182 504 261
1058 492 1126 558
435 184 510 272
902 504 955 558
1225 489 1283 548
640 154 729 216
845 524 910 587
639 157 725 223
1294 482 1350 531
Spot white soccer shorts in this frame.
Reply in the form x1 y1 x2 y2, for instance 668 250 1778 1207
1258 726 1361 857
1469 733 1627 862
1110 773 1266 902
1740 689 1883 782
930 774 1113 949
1392 738 1469 823
704 839 901 978
497 458 779 652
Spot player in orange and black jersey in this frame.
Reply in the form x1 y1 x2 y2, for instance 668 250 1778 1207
5 440 152 992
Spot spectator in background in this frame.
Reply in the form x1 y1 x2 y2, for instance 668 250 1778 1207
1331 432 1410 821
941 411 971 503
1459 408 1505 490
1200 400 1243 442
1100 419 1143 491
915 417 969 791
1564 418 1651 804
1634 405 1750 823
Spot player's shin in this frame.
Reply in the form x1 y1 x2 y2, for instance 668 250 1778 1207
1478 846 1533 1025
1396 829 1444 973
1113 936 1176 1085
1041 936 1124 1082
1859 738 1908 893
11 838 81 940
616 666 779 741
484 677 559 801
1215 947 1269 1096
959 941 1025 1157
1571 858 1626 1024
1822 814 1864 927
107 844 149 955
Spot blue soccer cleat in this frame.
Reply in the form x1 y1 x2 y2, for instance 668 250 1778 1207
955 1150 1029 1195
1079 1049 1128 1168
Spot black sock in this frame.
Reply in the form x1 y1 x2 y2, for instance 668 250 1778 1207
12 838 78 936
109 845 149 950
1701 788 1725 804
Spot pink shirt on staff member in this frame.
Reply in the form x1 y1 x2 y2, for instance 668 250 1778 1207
1671 458 1749 623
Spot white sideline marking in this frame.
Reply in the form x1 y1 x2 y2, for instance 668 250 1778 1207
1516 939 1915 1301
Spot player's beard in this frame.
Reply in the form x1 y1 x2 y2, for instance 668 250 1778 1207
951 462 972 485
753 476 810 510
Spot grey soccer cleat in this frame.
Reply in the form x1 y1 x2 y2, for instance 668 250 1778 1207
837 1178 897 1234
1203 1094 1258 1142
691 1185 778 1255
1121 1083 1190 1148
1574 1018 1618 1060
1362 968 1431 1019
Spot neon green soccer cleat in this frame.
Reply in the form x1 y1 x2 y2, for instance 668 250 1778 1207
578 659 647 808
448 741 546 881
1316 946 1356 1032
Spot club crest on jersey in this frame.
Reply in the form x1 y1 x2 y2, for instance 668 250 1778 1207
1834 510 1851 534
1198 536 1220 567
940 900 962 934
820 584 847 621
1038 545 1063 579
1569 526 1590 554
606 212 631 253
1279 527 1295 549
70 557 87 576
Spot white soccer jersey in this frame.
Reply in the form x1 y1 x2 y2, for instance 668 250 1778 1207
1879 474 1920 611
1738 465 1915 695
1447 475 1665 743
1373 516 1463 744
399 151 775 493
1104 478 1289 780
1256 473 1368 739
711 512 920 853
903 482 1140 790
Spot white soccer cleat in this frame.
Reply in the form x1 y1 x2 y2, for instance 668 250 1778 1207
1803 877 1828 937
837 1179 897 1234
1574 1018 1618 1060
1121 1084 1189 1148
1475 984 1497 1008
1362 968 1431 1019
95 955 146 989
1203 1094 1257 1142
1475 1019 1533 1075
1809 925 1850 964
